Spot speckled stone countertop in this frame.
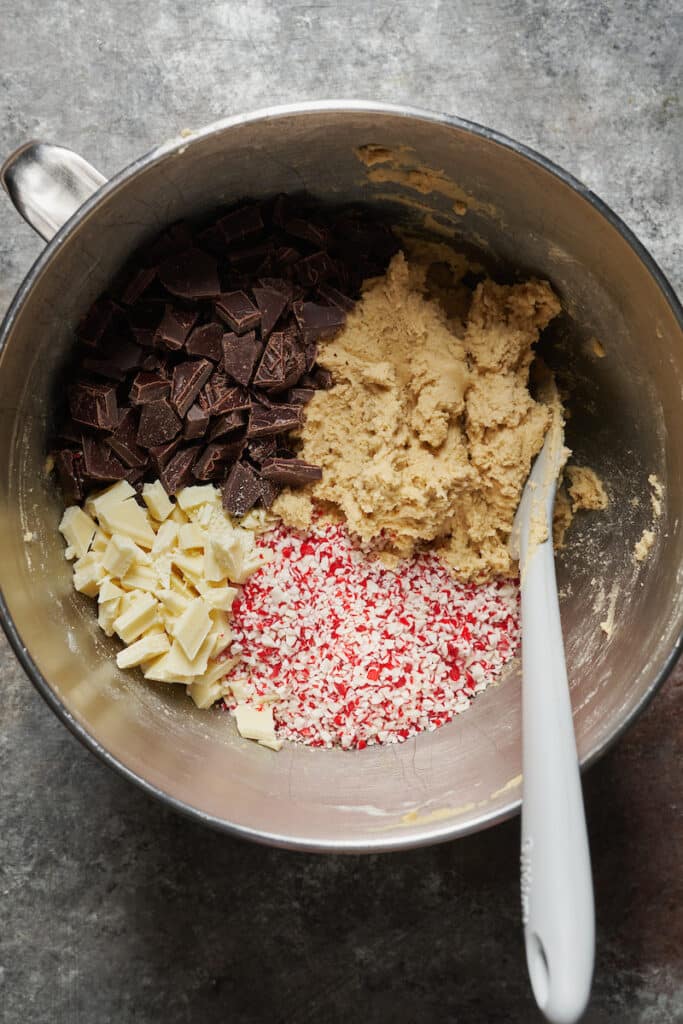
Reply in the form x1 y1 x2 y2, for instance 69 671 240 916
0 2 681 1022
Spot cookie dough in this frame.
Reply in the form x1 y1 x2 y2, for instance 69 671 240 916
274 252 562 580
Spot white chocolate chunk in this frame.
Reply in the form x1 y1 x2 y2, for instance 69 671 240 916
59 506 97 559
179 522 206 550
234 704 277 744
98 598 121 636
158 588 190 615
116 632 171 669
174 597 212 660
176 484 220 510
204 655 240 686
98 499 156 549
173 552 205 585
86 480 135 519
151 519 178 555
73 558 105 597
196 582 238 611
121 563 158 592
187 679 223 709
169 505 189 525
258 737 283 752
142 651 193 684
91 529 110 554
102 533 141 577
164 633 214 677
98 578 126 603
142 480 174 522
64 546 76 561
113 592 158 644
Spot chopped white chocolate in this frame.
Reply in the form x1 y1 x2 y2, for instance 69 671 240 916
188 678 224 709
142 651 193 684
113 592 158 644
116 632 171 669
197 582 238 611
121 563 158 592
98 598 121 637
102 533 142 577
169 504 190 525
98 498 156 549
234 703 277 744
173 597 212 660
142 480 174 522
59 506 97 559
98 578 126 604
158 587 190 615
172 551 205 585
85 480 136 519
178 522 206 550
151 519 178 555
176 484 220 510
164 633 214 677
258 737 283 752
91 528 110 554
73 557 105 597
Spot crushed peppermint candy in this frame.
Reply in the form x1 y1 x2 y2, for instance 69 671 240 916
221 521 521 750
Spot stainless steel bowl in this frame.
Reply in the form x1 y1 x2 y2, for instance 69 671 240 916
1 101 681 852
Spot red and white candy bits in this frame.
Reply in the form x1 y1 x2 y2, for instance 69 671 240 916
223 522 521 749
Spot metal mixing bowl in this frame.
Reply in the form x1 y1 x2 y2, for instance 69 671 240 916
1 101 681 851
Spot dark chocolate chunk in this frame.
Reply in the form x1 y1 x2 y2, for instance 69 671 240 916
203 373 251 416
221 331 262 387
57 418 82 445
292 300 346 344
317 282 356 312
221 461 261 516
273 245 301 269
260 457 322 486
228 241 273 271
283 217 330 250
215 291 261 334
81 356 127 383
54 449 86 504
68 381 118 431
124 466 146 491
142 222 194 264
120 266 157 305
247 403 303 438
171 359 213 418
82 435 128 481
155 305 198 350
130 371 171 406
258 276 295 300
158 247 220 299
295 251 336 287
183 403 210 440
132 328 156 350
218 204 264 244
252 286 288 339
76 299 116 348
137 399 182 447
258 477 279 509
208 409 247 441
288 387 315 405
106 408 147 468
245 437 277 465
186 322 223 363
253 331 306 393
310 365 334 390
159 447 199 495
149 437 182 473
82 338 143 382
193 440 245 481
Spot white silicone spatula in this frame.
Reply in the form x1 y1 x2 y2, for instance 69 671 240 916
509 408 595 1024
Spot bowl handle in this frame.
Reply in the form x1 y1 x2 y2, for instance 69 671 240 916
1 141 106 242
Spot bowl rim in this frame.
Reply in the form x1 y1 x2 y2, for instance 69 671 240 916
1 99 682 852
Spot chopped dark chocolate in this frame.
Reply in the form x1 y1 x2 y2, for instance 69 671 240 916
208 410 247 441
273 245 301 269
132 328 156 350
247 403 303 438
54 449 86 504
258 477 279 509
292 300 346 344
218 204 264 244
203 373 251 416
159 447 199 494
317 282 355 312
222 461 262 516
137 399 182 448
130 371 171 406
283 217 330 250
260 457 322 486
252 286 288 339
155 305 198 350
228 241 273 271
253 331 306 393
82 434 128 481
245 437 277 465
149 437 182 473
221 331 262 387
81 356 128 383
309 365 334 390
185 322 223 363
288 386 315 405
158 248 220 299
258 276 295 300
215 291 261 334
171 359 213 418
68 380 118 431
295 251 336 288
193 440 245 481
106 408 147 468
120 266 157 305
183 403 210 440
76 299 116 348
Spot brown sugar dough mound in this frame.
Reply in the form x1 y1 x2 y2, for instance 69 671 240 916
273 253 562 581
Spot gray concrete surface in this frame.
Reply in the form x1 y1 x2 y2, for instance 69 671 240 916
0 1 681 1021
